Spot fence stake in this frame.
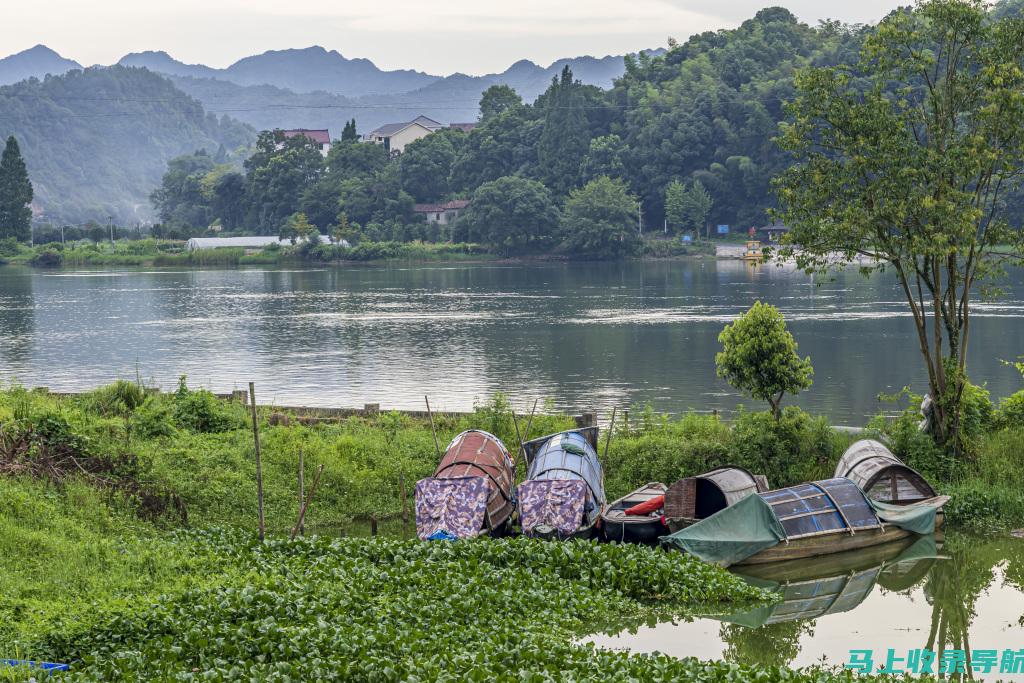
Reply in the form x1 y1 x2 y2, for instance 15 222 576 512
248 381 265 542
370 513 378 537
290 463 324 541
298 447 305 536
399 471 409 530
425 396 442 459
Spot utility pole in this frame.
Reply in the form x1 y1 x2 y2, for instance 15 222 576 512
60 225 65 245
108 215 114 244
637 201 643 235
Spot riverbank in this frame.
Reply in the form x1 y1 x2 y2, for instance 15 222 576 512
0 236 716 268
3 381 1023 679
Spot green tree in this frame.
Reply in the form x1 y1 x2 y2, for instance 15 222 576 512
0 136 34 242
774 0 1024 450
479 85 522 122
209 171 246 230
280 211 315 244
465 176 559 254
716 301 813 420
149 150 215 231
324 140 388 180
244 130 324 233
580 134 627 183
561 176 639 259
664 180 686 232
537 66 590 195
681 179 713 235
399 130 459 202
341 119 358 142
450 106 541 191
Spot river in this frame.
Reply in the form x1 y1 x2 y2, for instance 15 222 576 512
0 260 1022 423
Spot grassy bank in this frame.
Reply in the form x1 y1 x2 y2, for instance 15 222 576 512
1 236 726 268
3 381 1023 680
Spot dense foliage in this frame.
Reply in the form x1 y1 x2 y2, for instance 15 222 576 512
0 66 253 225
774 0 1024 453
144 7 890 257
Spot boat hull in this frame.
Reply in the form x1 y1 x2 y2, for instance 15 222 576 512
734 512 945 566
603 519 667 544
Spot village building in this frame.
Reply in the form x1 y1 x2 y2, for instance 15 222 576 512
364 116 444 154
448 122 477 133
413 199 470 225
281 129 331 157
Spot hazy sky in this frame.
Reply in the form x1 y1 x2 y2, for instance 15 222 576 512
7 0 908 75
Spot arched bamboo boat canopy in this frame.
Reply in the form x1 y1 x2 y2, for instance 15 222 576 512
664 465 769 527
414 429 516 539
835 439 937 504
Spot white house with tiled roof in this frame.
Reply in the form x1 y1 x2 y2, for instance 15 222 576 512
364 116 444 154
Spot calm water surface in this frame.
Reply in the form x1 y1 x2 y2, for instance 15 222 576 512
589 532 1024 681
0 261 1021 422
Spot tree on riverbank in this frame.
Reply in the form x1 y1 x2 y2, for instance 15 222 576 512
716 302 813 420
0 136 32 242
774 0 1024 453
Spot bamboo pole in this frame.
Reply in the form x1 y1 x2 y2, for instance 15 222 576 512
399 471 409 529
521 398 539 447
511 409 524 459
298 448 305 537
424 396 441 459
602 407 617 462
290 464 324 541
248 381 265 542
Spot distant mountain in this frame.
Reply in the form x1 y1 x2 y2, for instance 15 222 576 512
158 50 664 134
0 66 254 224
118 51 221 80
0 45 81 85
120 46 440 97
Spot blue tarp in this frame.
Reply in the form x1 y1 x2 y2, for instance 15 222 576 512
3 660 70 673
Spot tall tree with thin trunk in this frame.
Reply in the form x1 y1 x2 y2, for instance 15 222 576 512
0 136 33 242
774 0 1024 452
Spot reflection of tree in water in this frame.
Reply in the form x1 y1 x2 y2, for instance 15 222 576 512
720 620 815 669
923 534 999 680
0 268 34 367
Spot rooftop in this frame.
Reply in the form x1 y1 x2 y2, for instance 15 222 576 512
282 129 331 145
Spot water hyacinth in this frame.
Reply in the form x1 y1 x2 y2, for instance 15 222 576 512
17 531 845 682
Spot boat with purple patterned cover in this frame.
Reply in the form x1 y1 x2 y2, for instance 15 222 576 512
516 427 605 540
414 429 515 540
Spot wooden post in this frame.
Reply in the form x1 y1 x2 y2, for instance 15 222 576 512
603 407 617 461
511 409 524 460
399 472 409 530
425 396 441 459
370 513 378 537
290 464 324 541
298 448 305 537
248 381 266 542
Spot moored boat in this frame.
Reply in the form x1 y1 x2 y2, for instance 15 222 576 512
835 439 937 504
661 476 948 567
414 429 516 540
601 482 668 544
663 465 769 532
516 427 605 540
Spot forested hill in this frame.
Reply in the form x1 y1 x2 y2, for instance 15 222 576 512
0 66 254 224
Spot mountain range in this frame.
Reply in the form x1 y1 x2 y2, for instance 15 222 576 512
0 44 660 132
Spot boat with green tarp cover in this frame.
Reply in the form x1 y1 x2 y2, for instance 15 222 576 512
660 477 947 567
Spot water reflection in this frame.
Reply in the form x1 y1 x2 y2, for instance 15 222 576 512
589 532 1024 680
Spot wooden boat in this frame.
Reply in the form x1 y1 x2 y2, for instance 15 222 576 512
835 439 937 504
414 429 515 540
662 476 948 567
601 482 668 544
516 427 605 540
663 465 769 532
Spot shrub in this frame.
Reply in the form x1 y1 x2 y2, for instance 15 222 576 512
0 237 20 257
171 377 239 433
728 407 837 487
29 248 63 267
83 380 147 417
997 390 1024 428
